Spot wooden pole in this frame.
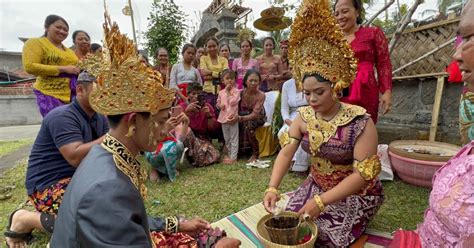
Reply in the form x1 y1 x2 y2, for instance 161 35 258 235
429 76 445 142
365 0 395 25
389 0 423 54
128 0 138 46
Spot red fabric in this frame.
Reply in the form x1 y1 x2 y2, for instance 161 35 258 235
155 136 177 154
341 26 393 124
178 84 188 97
151 231 198 248
389 230 422 248
446 61 463 83
179 102 219 136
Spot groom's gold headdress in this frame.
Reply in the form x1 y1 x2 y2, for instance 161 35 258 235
78 12 175 116
289 0 358 92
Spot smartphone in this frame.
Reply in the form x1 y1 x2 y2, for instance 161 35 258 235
171 106 183 117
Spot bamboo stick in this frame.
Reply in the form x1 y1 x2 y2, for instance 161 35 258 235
392 37 456 74
365 0 395 25
389 0 423 54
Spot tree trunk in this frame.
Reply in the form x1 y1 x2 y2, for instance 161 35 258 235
389 0 423 54
365 0 395 25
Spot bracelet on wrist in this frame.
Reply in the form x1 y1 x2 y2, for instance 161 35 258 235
264 187 281 199
313 195 325 212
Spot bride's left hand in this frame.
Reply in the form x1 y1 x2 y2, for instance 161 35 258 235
297 198 321 219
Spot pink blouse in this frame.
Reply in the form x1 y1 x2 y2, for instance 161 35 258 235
232 58 259 89
416 141 474 247
217 88 241 124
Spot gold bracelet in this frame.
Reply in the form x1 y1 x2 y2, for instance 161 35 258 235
313 195 325 212
264 187 281 198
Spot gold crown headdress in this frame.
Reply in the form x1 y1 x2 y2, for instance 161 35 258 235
78 12 175 116
289 0 358 92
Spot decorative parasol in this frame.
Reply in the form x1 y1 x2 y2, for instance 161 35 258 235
254 6 291 32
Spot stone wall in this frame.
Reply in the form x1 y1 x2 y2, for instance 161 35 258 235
377 78 462 145
0 95 42 126
0 51 23 71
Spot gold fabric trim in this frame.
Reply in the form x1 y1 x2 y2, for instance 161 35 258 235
353 155 382 181
101 134 148 199
165 216 179 233
278 130 301 148
311 157 352 175
298 104 366 156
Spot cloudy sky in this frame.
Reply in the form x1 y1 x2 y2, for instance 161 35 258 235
0 0 439 52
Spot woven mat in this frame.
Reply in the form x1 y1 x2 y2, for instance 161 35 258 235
212 195 393 247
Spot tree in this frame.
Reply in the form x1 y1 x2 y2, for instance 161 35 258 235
144 0 187 65
372 3 408 34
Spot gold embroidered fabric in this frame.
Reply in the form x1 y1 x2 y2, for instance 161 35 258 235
353 155 382 181
78 12 175 116
101 134 148 199
298 104 366 156
289 0 357 91
310 157 352 175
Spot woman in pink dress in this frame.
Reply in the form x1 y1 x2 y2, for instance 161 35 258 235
232 39 259 90
334 0 392 123
256 37 283 92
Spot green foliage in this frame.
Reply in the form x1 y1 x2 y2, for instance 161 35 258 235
372 3 409 34
144 0 187 64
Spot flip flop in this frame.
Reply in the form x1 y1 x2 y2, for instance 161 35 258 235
4 209 34 247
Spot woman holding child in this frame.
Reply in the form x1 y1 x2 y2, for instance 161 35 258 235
263 1 383 246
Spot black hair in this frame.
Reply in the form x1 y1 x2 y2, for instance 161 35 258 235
181 43 196 54
90 43 102 53
219 44 231 53
242 69 261 88
187 83 203 94
72 30 90 43
43 14 69 37
106 112 151 129
302 73 350 97
220 69 236 80
205 36 219 47
334 0 364 25
302 73 330 84
262 37 276 47
240 39 253 48
107 114 125 128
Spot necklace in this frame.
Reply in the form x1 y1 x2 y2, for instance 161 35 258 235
101 134 148 199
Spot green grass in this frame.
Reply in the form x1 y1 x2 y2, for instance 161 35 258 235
0 158 430 246
0 140 32 158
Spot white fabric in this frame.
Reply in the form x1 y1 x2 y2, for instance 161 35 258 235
280 78 308 121
377 144 394 181
263 91 280 127
278 79 309 172
169 63 203 89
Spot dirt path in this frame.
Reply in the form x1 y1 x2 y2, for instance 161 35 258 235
0 144 32 173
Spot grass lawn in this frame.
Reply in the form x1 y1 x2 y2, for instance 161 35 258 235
0 157 430 247
0 140 33 158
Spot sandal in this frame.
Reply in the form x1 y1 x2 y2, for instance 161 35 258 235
4 209 34 247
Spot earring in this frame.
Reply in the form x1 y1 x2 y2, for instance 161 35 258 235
125 125 136 138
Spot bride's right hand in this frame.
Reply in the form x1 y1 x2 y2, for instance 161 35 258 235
263 192 279 214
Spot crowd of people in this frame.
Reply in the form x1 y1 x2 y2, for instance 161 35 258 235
3 0 473 247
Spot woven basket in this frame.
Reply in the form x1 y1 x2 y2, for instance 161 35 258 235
257 212 318 248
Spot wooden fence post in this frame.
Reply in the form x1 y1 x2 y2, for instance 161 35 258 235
429 76 446 141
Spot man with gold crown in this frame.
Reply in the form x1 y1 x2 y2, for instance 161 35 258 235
50 12 240 248
263 0 383 247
